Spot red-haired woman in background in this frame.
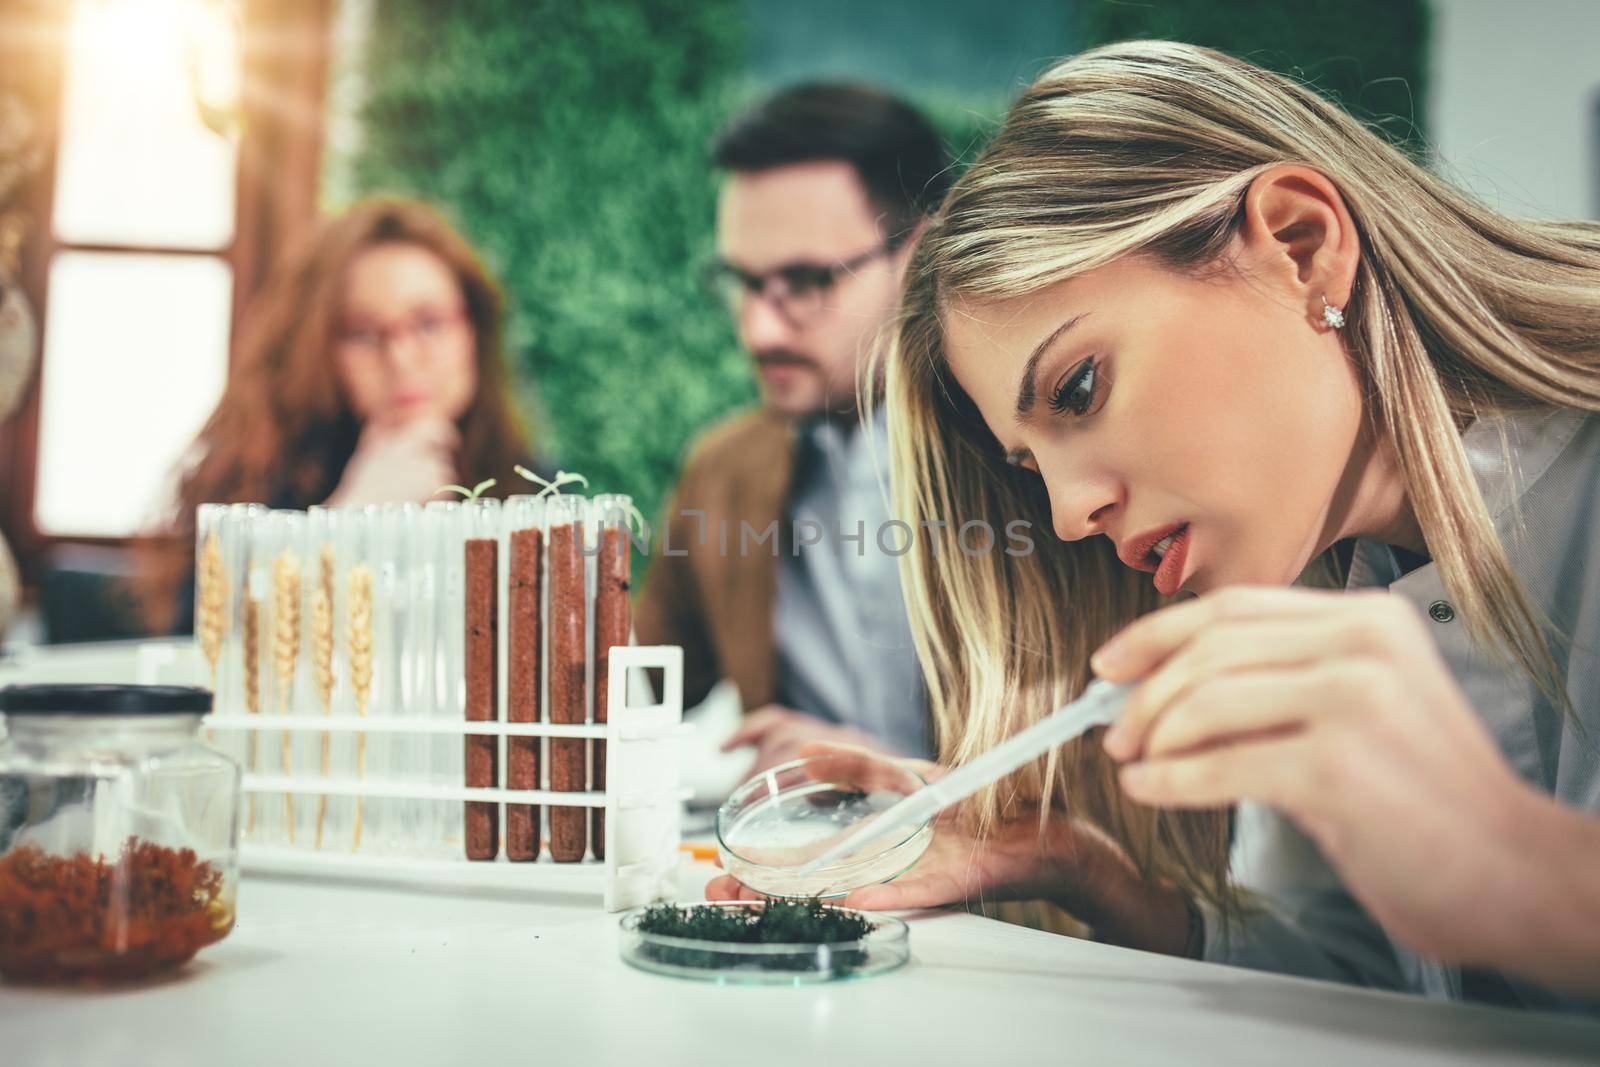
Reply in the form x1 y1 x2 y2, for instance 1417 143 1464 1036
146 197 542 631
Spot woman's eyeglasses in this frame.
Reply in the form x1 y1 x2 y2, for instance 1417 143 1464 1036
337 307 467 356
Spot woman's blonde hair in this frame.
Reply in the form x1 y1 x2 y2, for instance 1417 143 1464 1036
878 41 1600 906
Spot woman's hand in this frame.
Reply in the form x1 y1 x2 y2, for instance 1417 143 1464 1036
1093 585 1600 989
325 414 460 508
704 741 1194 954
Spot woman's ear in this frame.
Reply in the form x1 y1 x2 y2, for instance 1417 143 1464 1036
1238 165 1359 324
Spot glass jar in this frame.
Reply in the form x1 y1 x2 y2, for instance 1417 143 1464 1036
0 684 240 983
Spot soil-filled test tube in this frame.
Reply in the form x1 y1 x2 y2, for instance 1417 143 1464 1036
546 494 588 862
591 495 632 860
505 497 544 861
463 500 501 861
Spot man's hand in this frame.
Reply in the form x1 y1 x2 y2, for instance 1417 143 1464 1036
720 705 887 775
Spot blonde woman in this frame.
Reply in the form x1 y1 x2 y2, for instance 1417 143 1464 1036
706 43 1600 1008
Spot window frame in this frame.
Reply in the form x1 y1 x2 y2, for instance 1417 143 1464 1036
0 0 334 606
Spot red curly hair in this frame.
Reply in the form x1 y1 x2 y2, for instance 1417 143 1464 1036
141 197 534 630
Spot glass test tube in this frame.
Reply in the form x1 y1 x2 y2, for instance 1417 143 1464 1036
427 500 467 854
305 506 344 851
463 498 501 860
339 507 376 853
546 494 589 862
590 494 633 860
504 495 545 861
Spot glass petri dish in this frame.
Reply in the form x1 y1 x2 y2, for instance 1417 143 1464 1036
618 902 909 985
715 752 933 898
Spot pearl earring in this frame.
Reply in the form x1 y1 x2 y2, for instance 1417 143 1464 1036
1321 294 1345 329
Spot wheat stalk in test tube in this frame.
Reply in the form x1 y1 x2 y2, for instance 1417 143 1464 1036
197 532 227 686
242 590 262 832
197 531 228 746
272 551 301 843
312 544 336 848
346 563 374 850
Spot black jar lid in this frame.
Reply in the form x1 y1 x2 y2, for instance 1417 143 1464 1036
0 684 213 716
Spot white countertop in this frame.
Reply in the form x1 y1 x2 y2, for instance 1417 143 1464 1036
4 640 1600 1065
3 863 1598 1067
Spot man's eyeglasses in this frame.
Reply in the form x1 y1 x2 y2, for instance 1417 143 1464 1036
703 241 897 326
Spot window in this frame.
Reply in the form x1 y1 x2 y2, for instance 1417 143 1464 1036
35 251 232 535
32 0 241 538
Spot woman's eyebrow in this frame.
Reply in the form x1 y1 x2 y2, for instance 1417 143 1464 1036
1014 313 1089 418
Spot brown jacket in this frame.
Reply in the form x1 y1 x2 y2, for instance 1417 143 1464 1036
635 407 797 711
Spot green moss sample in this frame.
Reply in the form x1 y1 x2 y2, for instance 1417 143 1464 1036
632 899 876 975
637 898 874 944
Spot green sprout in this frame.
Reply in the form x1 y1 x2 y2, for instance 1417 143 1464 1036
514 465 589 499
515 465 651 544
439 478 498 501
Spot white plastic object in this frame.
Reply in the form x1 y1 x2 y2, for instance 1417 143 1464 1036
206 644 688 911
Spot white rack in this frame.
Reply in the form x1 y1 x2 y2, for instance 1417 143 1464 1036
205 645 687 911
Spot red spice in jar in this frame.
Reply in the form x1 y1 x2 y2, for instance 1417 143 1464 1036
464 536 500 861
506 525 543 861
591 522 631 860
547 518 588 862
0 839 233 983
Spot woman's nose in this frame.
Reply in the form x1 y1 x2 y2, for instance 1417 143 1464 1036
381 331 424 374
1043 465 1122 543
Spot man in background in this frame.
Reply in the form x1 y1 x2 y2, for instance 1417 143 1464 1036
636 84 952 772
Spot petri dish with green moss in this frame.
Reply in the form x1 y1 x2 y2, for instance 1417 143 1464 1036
618 900 910 984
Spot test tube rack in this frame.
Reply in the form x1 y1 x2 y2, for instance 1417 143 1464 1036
205 644 687 912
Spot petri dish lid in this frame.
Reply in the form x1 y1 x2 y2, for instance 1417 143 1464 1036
0 684 213 716
715 750 934 899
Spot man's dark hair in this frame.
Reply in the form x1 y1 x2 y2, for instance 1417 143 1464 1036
710 83 952 244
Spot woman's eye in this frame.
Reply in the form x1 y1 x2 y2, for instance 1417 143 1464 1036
1048 357 1103 418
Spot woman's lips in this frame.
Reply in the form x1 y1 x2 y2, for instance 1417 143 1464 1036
1152 524 1192 596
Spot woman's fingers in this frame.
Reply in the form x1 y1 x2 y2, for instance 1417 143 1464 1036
1119 732 1318 811
1107 615 1377 760
1102 590 1417 761
1138 667 1323 759
1091 586 1319 679
837 881 929 911
704 874 767 901
704 874 738 899
383 412 460 453
704 870 913 910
